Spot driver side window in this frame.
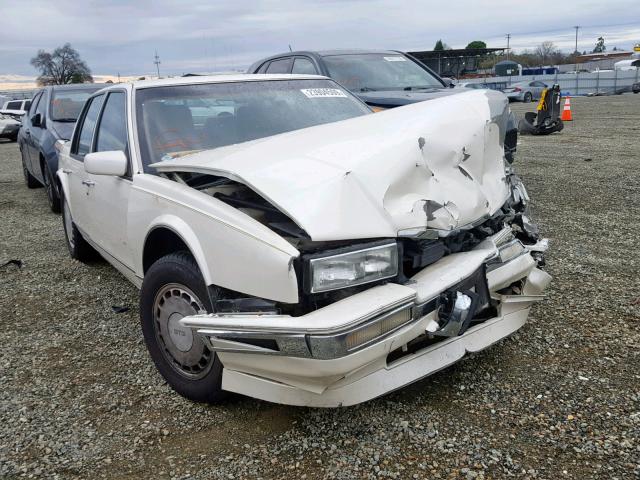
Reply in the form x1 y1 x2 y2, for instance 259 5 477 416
74 94 105 158
28 93 42 116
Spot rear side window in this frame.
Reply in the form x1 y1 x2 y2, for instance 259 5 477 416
95 92 127 153
292 57 318 75
75 94 105 157
23 100 32 111
6 101 21 110
266 58 292 74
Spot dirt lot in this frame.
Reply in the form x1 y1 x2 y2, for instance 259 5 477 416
1 94 639 480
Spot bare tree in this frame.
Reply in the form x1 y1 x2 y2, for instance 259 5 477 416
534 41 559 66
30 43 93 86
592 36 606 53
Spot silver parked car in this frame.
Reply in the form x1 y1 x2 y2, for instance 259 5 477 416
503 81 547 102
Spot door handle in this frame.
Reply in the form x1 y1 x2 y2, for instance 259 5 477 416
82 180 95 187
62 169 72 174
25 130 31 136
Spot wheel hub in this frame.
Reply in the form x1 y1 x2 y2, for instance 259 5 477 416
153 284 213 379
167 312 194 352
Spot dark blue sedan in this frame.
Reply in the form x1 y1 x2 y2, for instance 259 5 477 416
18 83 104 212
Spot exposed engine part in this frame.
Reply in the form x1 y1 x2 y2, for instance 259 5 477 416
166 172 310 242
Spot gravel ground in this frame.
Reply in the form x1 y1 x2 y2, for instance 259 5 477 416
1 94 639 480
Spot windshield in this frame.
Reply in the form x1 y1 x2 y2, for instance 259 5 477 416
136 79 371 172
323 53 444 92
51 89 100 121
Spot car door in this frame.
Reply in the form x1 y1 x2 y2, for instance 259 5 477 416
28 90 48 180
532 81 544 99
22 92 42 175
65 93 106 240
80 90 134 269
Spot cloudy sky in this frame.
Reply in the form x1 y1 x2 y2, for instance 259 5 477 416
1 0 639 80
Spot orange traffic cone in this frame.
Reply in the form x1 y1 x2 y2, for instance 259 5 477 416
561 97 573 121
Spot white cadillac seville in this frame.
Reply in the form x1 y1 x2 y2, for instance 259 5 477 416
56 74 550 407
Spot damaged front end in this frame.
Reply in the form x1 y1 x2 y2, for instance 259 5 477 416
153 90 550 406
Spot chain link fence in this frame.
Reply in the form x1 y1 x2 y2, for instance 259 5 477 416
463 69 640 96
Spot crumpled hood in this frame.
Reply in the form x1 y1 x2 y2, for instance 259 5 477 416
153 90 513 242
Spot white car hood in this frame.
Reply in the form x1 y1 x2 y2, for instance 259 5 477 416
153 90 512 241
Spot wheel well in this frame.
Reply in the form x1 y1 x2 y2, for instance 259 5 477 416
143 227 190 273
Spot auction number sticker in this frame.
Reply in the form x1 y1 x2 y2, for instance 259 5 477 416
300 88 348 98
383 56 406 62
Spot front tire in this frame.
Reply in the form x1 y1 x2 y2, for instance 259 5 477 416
140 252 225 403
523 92 533 103
61 192 94 262
43 162 61 213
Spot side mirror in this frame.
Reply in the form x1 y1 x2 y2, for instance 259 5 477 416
31 113 42 127
84 150 128 176
441 77 456 88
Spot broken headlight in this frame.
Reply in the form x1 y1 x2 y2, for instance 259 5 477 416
306 241 399 293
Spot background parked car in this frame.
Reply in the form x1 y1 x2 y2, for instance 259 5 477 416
502 81 548 102
18 83 104 212
0 113 21 141
0 98 32 120
456 81 509 92
248 50 462 110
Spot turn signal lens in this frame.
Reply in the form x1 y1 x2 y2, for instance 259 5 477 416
345 307 412 350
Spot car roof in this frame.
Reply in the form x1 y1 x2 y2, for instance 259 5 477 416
255 49 403 61
127 73 327 89
48 83 107 91
316 49 402 57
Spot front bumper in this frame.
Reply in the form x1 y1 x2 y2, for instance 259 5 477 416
180 232 551 407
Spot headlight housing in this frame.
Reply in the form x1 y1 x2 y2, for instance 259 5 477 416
305 241 399 293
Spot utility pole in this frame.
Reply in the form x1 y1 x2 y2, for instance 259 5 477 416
154 50 161 78
573 26 580 72
505 34 511 60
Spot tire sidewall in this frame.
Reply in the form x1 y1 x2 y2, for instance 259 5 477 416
43 162 60 213
524 92 532 103
140 253 225 403
61 192 78 258
20 148 33 186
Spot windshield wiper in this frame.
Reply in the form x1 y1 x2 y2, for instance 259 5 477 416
359 87 377 92
53 118 77 122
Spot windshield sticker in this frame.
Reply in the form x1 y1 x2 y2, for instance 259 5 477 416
383 56 406 62
300 88 348 98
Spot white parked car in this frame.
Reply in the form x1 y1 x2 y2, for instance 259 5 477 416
1 98 32 120
502 81 548 102
57 75 550 407
0 113 20 141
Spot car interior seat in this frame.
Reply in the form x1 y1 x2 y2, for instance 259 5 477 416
143 102 201 161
